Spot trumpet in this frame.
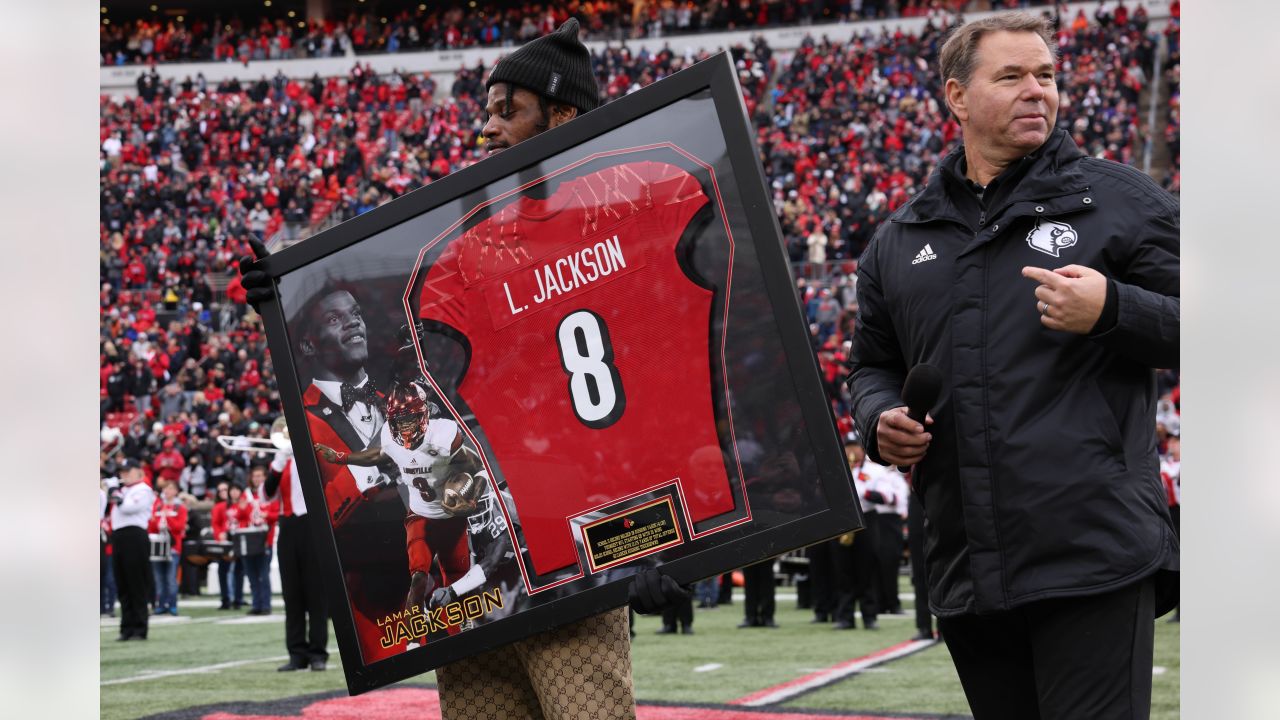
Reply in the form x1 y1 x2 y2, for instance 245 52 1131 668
217 416 292 453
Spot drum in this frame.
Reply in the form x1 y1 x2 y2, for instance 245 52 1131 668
183 539 235 565
204 539 234 560
148 532 172 562
231 528 268 557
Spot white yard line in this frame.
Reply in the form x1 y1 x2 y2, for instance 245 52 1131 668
730 638 937 707
694 663 723 673
101 616 222 631
101 654 291 685
101 647 342 686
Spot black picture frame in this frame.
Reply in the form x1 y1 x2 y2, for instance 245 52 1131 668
255 51 862 695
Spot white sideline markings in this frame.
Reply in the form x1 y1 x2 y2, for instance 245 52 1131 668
216 615 286 625
694 663 723 673
1153 666 1167 675
101 616 221 631
101 646 342 686
101 655 290 685
730 638 937 707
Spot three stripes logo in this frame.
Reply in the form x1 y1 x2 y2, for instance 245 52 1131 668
911 244 937 265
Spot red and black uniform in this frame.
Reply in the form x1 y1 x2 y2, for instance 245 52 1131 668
233 493 280 546
210 497 235 609
147 496 188 614
210 500 231 542
147 498 188 549
236 491 280 614
414 156 738 577
301 382 388 528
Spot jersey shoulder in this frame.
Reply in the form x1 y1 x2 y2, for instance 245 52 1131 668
424 418 459 452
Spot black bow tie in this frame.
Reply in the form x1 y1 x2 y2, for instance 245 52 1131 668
339 381 379 413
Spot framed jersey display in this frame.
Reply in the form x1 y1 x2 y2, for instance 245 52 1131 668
255 51 863 694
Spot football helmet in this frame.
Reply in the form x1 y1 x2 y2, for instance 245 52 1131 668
386 381 430 448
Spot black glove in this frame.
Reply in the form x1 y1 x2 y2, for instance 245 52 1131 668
864 490 887 505
628 566 689 615
108 489 124 505
430 585 458 609
238 237 274 307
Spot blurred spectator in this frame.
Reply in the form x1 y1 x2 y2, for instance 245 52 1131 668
225 484 249 610
738 558 778 628
148 481 188 616
1160 432 1180 622
179 453 208 498
657 593 695 634
100 481 118 617
1162 16 1180 192
239 466 280 615
209 482 235 610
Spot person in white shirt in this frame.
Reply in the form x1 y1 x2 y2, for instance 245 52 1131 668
864 467 908 615
835 434 882 630
109 460 156 641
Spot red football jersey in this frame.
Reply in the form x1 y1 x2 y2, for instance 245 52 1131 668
415 159 737 576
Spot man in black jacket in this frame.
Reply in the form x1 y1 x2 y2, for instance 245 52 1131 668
848 12 1178 720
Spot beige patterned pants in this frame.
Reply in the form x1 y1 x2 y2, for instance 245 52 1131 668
436 606 636 720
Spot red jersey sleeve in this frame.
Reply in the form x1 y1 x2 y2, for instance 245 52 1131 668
417 239 469 335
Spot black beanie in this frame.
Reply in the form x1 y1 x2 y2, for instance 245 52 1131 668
486 18 600 114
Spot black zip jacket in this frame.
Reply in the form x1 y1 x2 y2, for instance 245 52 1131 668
848 129 1179 617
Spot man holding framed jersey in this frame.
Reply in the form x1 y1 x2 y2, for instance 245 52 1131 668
244 18 685 718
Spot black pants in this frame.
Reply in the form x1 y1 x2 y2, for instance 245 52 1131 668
938 578 1155 720
180 556 202 595
112 526 152 639
808 540 838 620
278 515 328 663
661 595 693 630
741 558 776 625
835 514 879 625
908 494 933 636
875 513 903 612
718 572 734 604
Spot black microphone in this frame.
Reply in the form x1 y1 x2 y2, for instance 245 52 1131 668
897 364 943 471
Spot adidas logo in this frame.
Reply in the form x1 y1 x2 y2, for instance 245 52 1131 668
911 244 937 265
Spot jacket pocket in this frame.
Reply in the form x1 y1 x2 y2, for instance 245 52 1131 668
1088 379 1128 472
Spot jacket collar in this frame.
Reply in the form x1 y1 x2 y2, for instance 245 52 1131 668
895 129 1090 225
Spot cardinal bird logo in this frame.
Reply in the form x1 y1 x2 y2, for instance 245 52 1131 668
1026 218 1079 257
622 518 635 529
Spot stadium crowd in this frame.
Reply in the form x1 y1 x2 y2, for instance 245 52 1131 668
1161 4 1179 191
99 0 1100 66
99 4 1179 623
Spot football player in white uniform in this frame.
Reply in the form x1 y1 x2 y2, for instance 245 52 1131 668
316 380 488 615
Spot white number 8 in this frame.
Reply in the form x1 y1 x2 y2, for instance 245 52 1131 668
556 309 625 428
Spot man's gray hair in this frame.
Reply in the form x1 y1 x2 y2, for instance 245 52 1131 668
939 12 1058 87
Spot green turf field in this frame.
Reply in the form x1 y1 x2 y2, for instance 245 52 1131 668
100 579 1180 719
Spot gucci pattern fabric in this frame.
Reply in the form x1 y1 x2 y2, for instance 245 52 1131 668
436 607 635 719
